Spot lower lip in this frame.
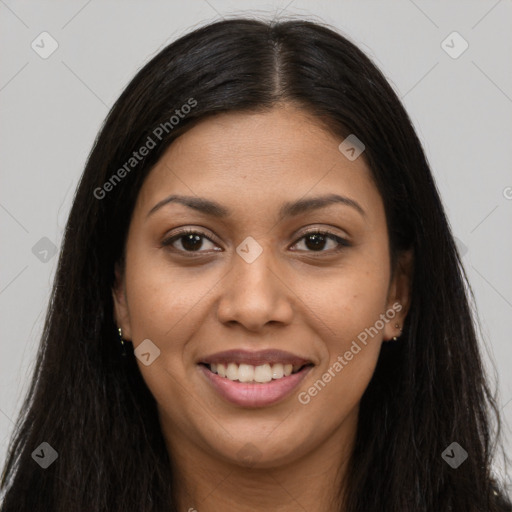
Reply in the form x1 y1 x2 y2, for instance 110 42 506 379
198 364 312 408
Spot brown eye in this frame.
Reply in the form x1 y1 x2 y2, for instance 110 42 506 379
161 228 350 256
291 230 350 253
162 229 219 253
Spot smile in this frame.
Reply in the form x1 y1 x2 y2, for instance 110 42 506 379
205 362 308 383
197 363 313 408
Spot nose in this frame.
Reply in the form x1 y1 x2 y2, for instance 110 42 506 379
216 243 294 332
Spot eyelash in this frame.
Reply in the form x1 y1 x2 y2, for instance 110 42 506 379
161 228 351 256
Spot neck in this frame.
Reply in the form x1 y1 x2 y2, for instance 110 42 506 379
162 409 357 512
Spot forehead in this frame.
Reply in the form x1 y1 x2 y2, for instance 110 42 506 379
135 106 381 222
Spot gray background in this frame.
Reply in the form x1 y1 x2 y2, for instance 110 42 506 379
1 0 511 486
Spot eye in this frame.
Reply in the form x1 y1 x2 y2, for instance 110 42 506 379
291 229 351 253
162 227 350 255
161 228 220 254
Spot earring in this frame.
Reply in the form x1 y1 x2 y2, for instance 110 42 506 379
392 323 402 341
118 327 127 357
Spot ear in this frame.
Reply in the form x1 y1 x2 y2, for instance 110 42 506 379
112 260 132 341
383 248 413 341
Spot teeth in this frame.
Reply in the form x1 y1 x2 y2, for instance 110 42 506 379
238 363 254 383
207 362 303 382
254 363 272 383
226 363 238 380
272 364 284 379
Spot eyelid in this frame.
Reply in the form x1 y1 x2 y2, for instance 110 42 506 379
161 227 219 252
289 228 351 253
161 226 351 255
294 226 351 244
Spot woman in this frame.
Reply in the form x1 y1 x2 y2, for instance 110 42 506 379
1 17 510 512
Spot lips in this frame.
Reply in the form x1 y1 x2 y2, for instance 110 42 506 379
197 348 315 407
199 348 313 367
198 363 313 407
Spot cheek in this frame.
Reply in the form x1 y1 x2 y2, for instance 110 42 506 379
296 246 389 404
295 288 386 421
318 279 386 381
309 253 390 346
123 241 214 342
122 260 205 412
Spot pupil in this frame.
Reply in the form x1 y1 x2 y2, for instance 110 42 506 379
179 234 327 252
305 233 326 251
182 234 202 251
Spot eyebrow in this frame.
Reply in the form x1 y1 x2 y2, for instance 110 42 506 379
146 193 366 220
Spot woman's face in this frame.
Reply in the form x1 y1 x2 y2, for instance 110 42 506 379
113 104 410 469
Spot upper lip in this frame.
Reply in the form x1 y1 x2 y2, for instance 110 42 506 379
199 349 313 367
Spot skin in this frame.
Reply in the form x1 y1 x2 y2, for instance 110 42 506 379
113 104 412 511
